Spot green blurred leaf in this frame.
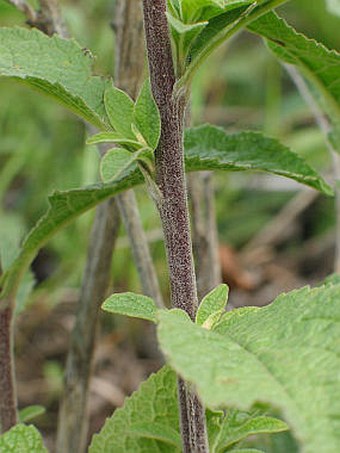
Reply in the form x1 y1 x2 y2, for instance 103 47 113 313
0 27 109 128
0 424 47 452
102 292 158 323
196 284 228 327
19 406 46 423
158 283 340 453
326 0 340 17
248 12 340 125
104 86 135 138
134 80 161 149
184 125 333 195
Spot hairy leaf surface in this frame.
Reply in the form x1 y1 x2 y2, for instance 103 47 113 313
0 424 47 452
0 27 109 128
89 366 285 452
134 80 161 149
102 292 158 323
184 125 332 194
104 87 135 138
158 283 340 453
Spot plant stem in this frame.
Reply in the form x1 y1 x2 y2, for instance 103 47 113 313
56 200 120 453
114 0 164 308
0 305 17 433
142 1 208 451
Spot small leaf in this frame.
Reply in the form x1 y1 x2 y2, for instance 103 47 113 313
19 405 46 423
166 12 208 34
184 125 333 195
100 148 152 183
102 292 158 323
0 424 47 452
129 423 181 448
0 27 109 128
196 284 228 327
216 412 288 451
86 132 141 150
104 86 135 138
134 79 161 149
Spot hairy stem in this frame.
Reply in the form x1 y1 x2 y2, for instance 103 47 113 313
142 1 208 451
0 305 17 433
56 200 120 453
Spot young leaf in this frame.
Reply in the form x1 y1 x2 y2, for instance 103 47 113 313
100 148 153 183
214 411 287 451
248 12 340 124
0 424 47 452
157 283 340 453
184 125 333 195
196 284 228 327
89 366 181 452
102 292 158 323
104 87 136 138
134 80 161 150
86 132 141 150
19 405 46 423
0 27 109 129
0 170 143 303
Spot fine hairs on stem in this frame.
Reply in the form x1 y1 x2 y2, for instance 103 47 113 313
141 0 209 451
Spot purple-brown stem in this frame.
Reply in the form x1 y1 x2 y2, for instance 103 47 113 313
0 305 18 433
142 1 208 451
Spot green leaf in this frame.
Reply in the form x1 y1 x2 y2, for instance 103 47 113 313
19 405 46 423
196 284 228 327
89 365 284 452
0 170 143 302
86 132 141 150
157 283 340 453
104 86 135 138
0 424 47 452
134 80 161 150
102 292 158 323
166 12 208 34
100 148 153 183
0 27 109 129
89 366 181 452
248 12 340 124
214 411 287 451
231 449 265 453
184 125 333 195
177 0 289 86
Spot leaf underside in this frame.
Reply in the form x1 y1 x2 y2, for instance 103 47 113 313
0 27 109 128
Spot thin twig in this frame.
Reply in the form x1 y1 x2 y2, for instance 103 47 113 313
189 172 222 300
284 64 340 272
56 200 120 453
